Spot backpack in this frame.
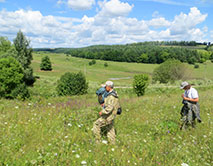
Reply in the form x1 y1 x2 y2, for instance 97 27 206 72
96 87 109 104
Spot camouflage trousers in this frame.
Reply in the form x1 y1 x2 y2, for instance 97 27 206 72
93 117 116 144
180 102 201 130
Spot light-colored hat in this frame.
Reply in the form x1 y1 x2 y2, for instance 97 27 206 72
180 81 189 89
105 81 114 88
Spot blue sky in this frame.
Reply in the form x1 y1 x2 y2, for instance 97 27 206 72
0 0 213 48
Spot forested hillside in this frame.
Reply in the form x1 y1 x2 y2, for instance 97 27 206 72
34 41 213 64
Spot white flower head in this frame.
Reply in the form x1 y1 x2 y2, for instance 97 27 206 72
181 163 189 166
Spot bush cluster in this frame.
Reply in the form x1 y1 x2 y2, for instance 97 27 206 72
56 72 88 96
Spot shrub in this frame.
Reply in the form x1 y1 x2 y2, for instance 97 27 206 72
23 67 36 86
40 56 52 71
0 57 29 99
89 59 96 66
152 59 188 83
194 64 199 68
104 62 108 67
56 72 88 96
133 74 149 96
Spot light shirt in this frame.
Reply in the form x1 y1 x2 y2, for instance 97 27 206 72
184 87 198 99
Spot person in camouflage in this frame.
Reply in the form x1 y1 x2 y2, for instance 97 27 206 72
180 81 202 130
93 81 120 144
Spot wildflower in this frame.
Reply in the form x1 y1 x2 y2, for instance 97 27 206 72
143 139 147 143
65 136 68 139
68 123 72 126
111 148 114 152
203 135 207 138
181 163 189 166
81 161 87 165
15 106 19 109
54 153 58 156
88 150 92 152
102 140 108 144
28 103 32 106
75 154 80 158
48 103 51 105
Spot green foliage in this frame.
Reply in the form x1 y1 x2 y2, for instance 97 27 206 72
13 31 33 69
13 30 35 85
40 56 52 71
0 57 29 99
133 74 149 96
194 64 199 68
56 72 88 96
104 62 108 67
152 59 188 83
23 67 36 86
0 37 11 54
89 59 96 66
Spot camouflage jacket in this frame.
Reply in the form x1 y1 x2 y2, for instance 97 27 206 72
101 90 120 120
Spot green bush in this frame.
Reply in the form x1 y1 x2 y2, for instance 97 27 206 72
23 67 36 86
0 57 30 99
40 56 52 71
133 74 149 96
56 72 88 96
194 64 199 68
104 62 108 67
152 59 188 83
89 59 96 66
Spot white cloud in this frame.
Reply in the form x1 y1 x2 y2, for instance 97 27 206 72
0 0 5 3
67 0 95 10
98 0 134 17
170 7 207 35
0 6 209 47
148 17 171 28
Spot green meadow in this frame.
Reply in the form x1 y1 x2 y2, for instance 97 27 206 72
0 52 212 166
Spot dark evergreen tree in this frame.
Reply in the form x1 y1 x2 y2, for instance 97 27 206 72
40 56 52 71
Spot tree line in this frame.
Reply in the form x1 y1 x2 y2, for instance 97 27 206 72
67 43 213 64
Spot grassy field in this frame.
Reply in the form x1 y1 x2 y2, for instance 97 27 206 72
0 52 213 166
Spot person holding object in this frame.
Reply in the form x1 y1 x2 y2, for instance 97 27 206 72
93 81 121 144
180 81 202 130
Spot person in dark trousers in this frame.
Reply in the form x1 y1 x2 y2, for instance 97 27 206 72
180 81 202 130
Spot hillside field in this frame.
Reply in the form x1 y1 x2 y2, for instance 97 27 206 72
0 52 212 166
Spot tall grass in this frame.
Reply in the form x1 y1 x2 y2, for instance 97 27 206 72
0 53 212 165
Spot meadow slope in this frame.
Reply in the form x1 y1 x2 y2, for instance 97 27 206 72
0 53 212 166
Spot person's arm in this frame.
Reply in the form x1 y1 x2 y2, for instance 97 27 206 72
183 96 199 102
100 96 114 115
181 93 199 102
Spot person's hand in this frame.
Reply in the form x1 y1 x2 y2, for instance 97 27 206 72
181 94 184 98
99 111 102 116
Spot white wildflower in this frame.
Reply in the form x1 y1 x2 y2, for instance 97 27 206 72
203 135 207 138
102 140 108 144
143 139 147 143
181 163 189 166
81 161 87 165
68 123 72 126
111 148 114 152
75 154 80 158
65 136 68 139
15 106 19 109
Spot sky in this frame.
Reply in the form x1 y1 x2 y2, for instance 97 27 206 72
0 0 213 48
